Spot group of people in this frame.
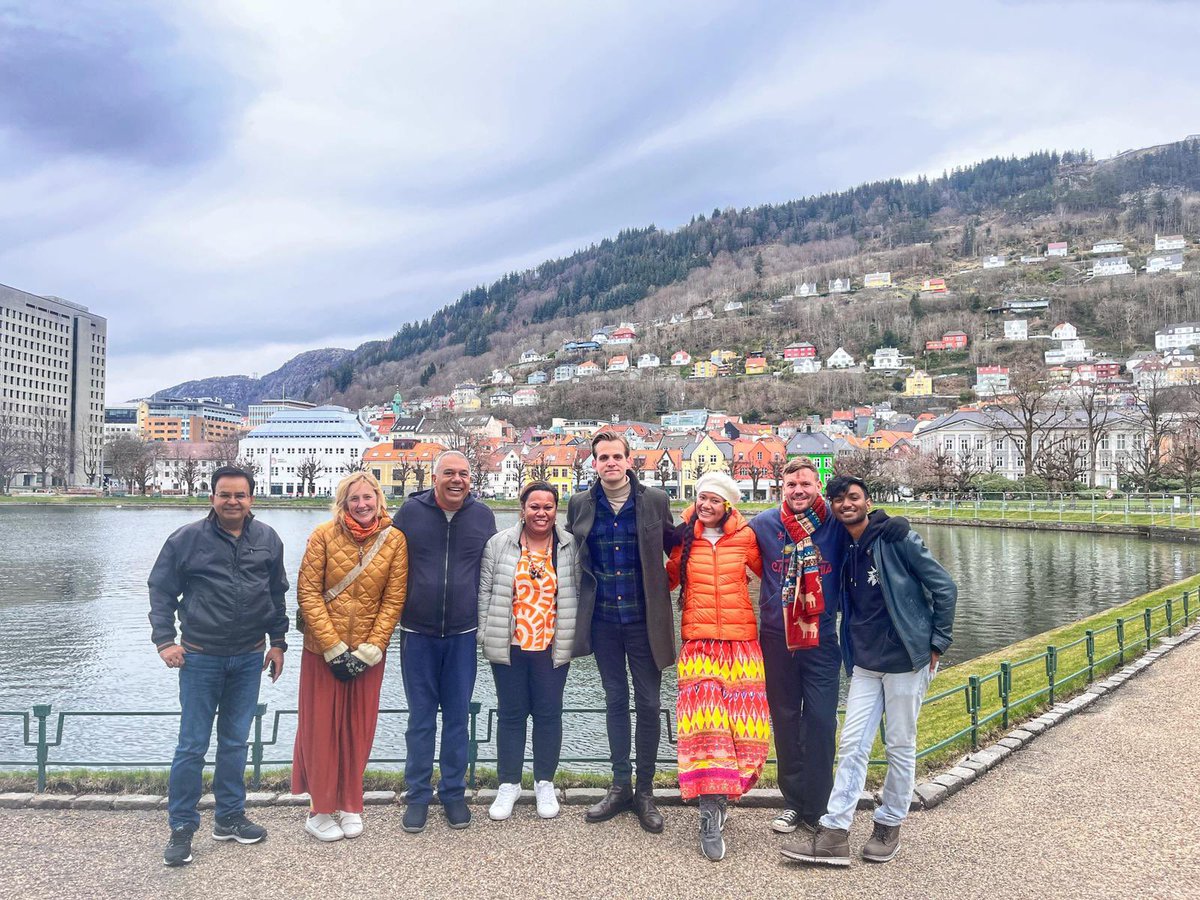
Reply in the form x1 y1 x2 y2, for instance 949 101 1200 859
148 429 957 869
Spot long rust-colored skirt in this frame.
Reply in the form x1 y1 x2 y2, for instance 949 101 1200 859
291 648 385 814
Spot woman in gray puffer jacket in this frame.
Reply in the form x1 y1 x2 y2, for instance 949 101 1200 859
478 481 580 822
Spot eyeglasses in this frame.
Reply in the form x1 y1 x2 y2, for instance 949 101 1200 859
216 492 249 501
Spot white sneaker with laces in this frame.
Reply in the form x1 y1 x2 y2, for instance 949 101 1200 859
534 780 559 819
489 783 522 821
338 812 363 838
305 813 345 842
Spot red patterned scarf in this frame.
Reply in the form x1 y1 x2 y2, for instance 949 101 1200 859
343 511 392 542
779 495 828 650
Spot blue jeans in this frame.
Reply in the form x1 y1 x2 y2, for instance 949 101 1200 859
401 630 477 805
592 619 662 789
821 663 935 830
491 647 569 784
168 651 263 831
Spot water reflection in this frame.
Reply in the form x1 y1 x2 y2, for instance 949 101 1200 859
0 506 1195 765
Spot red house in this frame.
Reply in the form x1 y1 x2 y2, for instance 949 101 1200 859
783 342 817 360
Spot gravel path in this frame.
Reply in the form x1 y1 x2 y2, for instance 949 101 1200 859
3 637 1199 900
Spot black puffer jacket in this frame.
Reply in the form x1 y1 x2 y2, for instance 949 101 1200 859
148 511 290 655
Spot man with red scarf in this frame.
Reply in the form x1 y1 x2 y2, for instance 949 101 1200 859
749 458 907 836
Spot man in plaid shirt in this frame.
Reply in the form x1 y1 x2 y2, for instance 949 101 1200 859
568 430 677 834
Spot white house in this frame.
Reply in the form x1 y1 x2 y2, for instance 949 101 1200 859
827 347 856 368
828 277 852 294
1051 322 1078 341
871 347 909 371
1155 234 1186 251
1147 252 1184 274
791 358 822 374
527 370 548 385
981 255 1007 269
863 272 892 288
1091 256 1133 277
723 300 744 313
796 281 818 297
1091 239 1125 254
577 361 601 377
668 312 687 325
1020 255 1044 264
591 331 610 345
637 353 661 369
239 406 374 497
1046 241 1069 257
1155 322 1200 351
513 387 540 407
671 350 692 366
607 355 630 373
553 364 577 382
490 368 513 386
489 390 513 407
975 365 1010 397
520 349 544 364
1004 319 1028 341
691 307 714 320
1045 339 1091 365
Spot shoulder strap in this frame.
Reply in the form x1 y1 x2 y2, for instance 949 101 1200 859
323 526 392 603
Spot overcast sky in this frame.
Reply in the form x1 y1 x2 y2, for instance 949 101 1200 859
2 0 1197 402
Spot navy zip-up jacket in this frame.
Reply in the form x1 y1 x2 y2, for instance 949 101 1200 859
396 489 497 637
148 510 290 655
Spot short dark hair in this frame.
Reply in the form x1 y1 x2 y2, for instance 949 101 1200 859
519 480 559 505
211 465 255 495
826 474 869 501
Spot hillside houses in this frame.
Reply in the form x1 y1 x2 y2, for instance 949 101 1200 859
1147 252 1184 274
1046 241 1069 257
1156 234 1186 251
1091 239 1125 254
925 331 969 352
828 277 852 294
1156 322 1200 351
1092 256 1134 277
981 254 1007 269
863 272 892 288
671 349 692 366
827 347 856 369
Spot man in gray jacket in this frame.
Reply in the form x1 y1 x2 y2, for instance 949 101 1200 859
782 475 956 868
567 430 676 833
148 466 289 868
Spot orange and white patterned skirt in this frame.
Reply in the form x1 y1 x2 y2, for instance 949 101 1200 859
676 638 770 801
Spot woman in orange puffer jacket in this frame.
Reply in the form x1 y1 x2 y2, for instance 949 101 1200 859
667 471 765 862
292 471 408 842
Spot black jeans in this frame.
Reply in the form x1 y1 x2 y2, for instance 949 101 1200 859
760 627 841 823
491 647 569 784
592 619 663 790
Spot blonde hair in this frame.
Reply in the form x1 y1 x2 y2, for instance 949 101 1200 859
331 470 388 518
783 457 820 478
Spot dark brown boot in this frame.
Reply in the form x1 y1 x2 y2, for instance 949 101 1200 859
584 783 633 823
631 789 664 834
861 822 901 862
780 824 851 867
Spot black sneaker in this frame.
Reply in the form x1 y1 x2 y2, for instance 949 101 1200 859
443 798 471 829
402 802 429 834
212 813 267 844
163 826 194 867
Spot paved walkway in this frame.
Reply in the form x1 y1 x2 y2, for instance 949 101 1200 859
3 638 1199 900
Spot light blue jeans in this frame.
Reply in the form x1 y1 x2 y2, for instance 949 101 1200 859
820 663 935 830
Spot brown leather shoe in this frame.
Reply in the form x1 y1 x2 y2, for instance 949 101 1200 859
584 783 634 823
780 825 851 866
631 790 664 834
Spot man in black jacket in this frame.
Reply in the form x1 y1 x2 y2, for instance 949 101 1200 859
568 430 676 833
395 450 497 834
148 466 288 868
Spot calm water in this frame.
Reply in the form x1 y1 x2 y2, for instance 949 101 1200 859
0 506 1195 766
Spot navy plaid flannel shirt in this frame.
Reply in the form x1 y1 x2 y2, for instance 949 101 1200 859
587 489 646 624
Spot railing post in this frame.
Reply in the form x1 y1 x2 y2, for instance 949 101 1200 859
968 675 980 750
1117 618 1126 665
32 704 50 793
468 700 482 788
1166 597 1174 638
1185 590 1191 627
1045 647 1058 706
1145 608 1153 650
1085 630 1095 682
1000 661 1012 729
251 702 266 789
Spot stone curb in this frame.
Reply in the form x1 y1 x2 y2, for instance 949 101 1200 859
909 619 1200 811
5 622 1197 816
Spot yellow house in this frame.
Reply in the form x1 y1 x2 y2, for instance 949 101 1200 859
693 360 718 379
680 434 729 498
744 356 768 376
904 370 933 397
527 444 581 496
710 349 737 365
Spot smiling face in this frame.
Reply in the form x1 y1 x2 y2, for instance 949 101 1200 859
345 479 379 527
210 474 252 533
831 483 871 529
783 466 821 515
521 490 558 538
695 491 728 528
432 452 471 511
592 439 631 489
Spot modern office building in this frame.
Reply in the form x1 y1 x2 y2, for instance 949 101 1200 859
238 406 374 496
248 398 316 427
0 283 106 488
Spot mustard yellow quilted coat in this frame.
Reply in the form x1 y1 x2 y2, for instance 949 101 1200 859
297 518 408 656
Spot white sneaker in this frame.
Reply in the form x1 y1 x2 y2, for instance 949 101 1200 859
489 783 522 821
534 780 559 819
304 813 344 842
338 812 363 839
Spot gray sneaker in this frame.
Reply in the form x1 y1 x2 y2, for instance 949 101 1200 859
698 799 726 862
780 824 851 867
862 821 901 862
